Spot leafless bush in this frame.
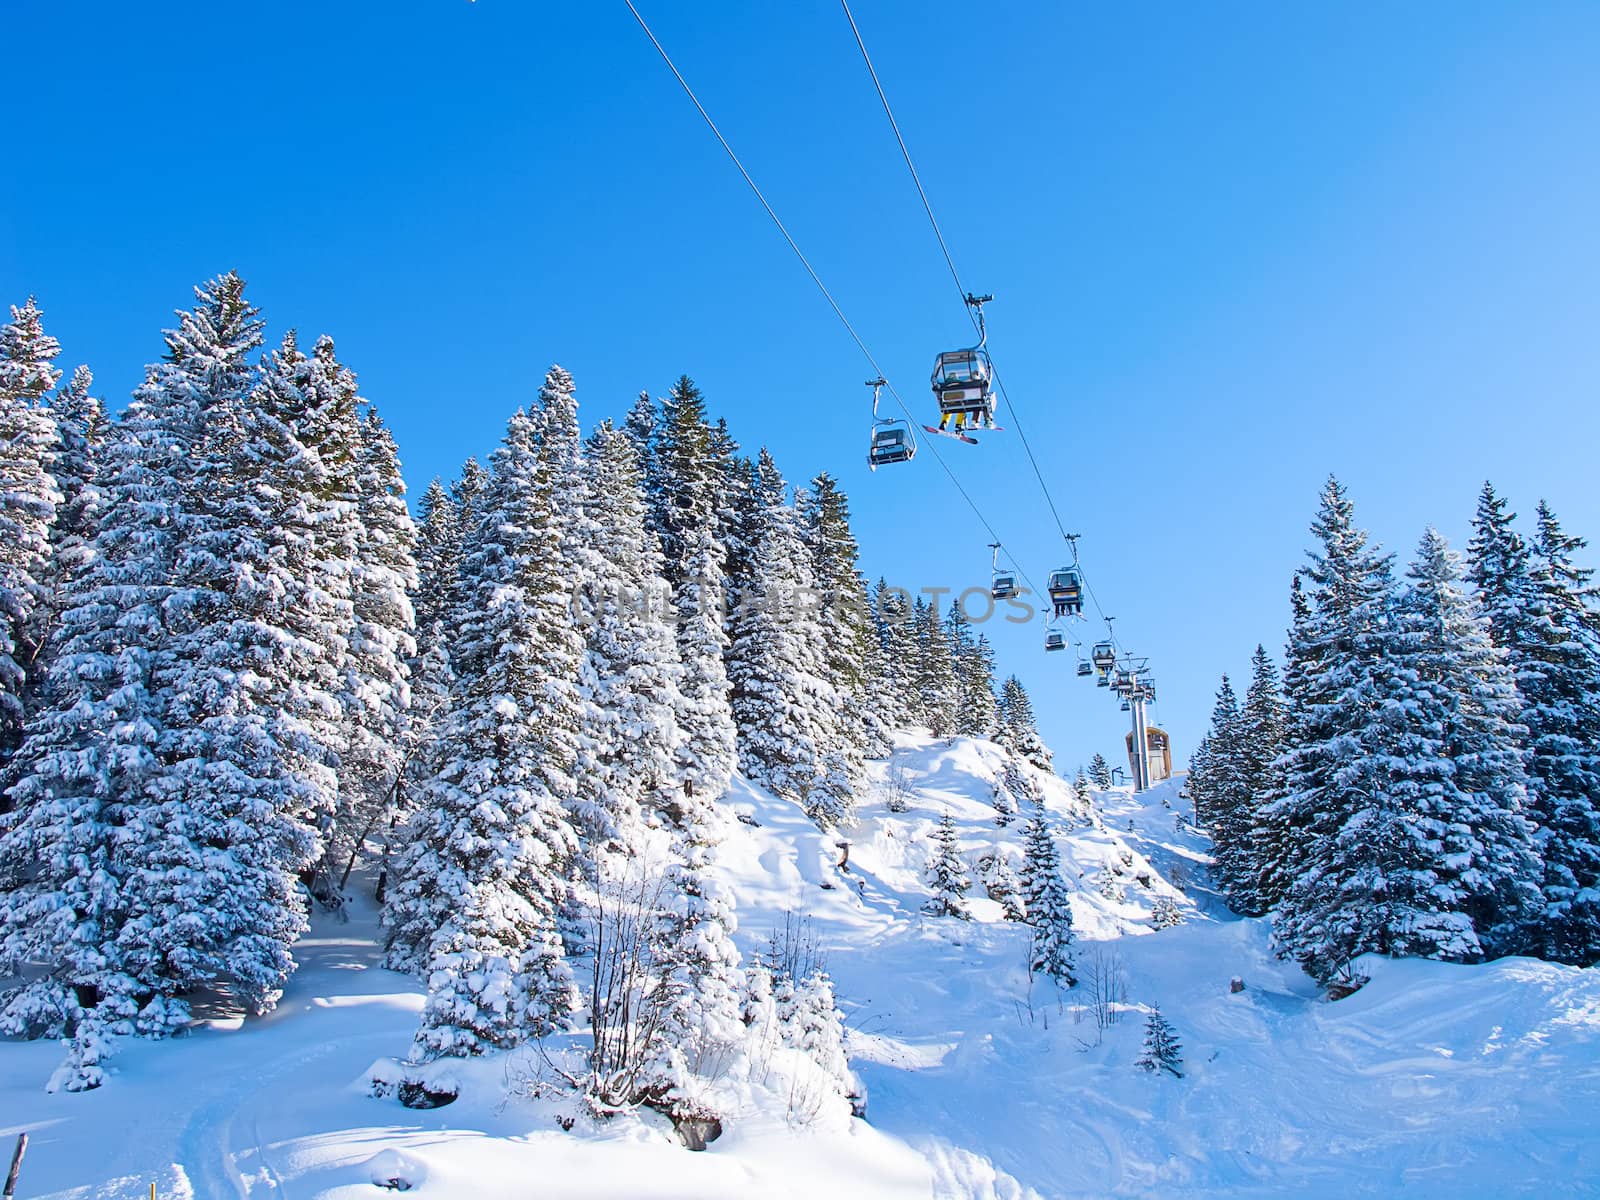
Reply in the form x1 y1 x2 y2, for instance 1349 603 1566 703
763 911 826 983
881 762 915 813
583 863 676 1112
1081 947 1129 1042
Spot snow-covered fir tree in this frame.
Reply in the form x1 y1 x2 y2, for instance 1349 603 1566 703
1020 809 1076 983
333 398 418 884
653 376 737 800
727 455 835 813
1228 646 1286 914
798 472 886 765
947 604 999 738
912 597 960 736
979 845 1027 920
1506 499 1600 962
127 279 326 1020
1136 1006 1183 1078
996 675 1053 772
1089 754 1112 788
925 810 972 919
1 275 310 1079
1188 676 1254 910
0 297 63 755
411 477 463 647
385 401 581 1058
573 420 683 857
30 364 105 679
871 579 916 732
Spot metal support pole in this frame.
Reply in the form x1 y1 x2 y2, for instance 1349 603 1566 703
1130 694 1151 793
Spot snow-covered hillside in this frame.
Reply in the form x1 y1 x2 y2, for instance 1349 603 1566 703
3 733 1598 1198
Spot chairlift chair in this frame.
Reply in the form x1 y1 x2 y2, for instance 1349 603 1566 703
1047 566 1084 618
930 293 999 429
1076 659 1093 677
867 421 917 469
1091 641 1117 673
991 571 1020 600
1044 630 1067 652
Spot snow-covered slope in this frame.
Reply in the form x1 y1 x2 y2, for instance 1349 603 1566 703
4 733 1598 1198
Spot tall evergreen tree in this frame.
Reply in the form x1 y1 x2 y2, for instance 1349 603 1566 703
1020 809 1076 983
912 597 959 736
948 604 999 739
31 365 106 675
127 280 329 1020
1468 484 1600 962
412 477 463 643
997 676 1053 772
1089 754 1113 788
924 810 971 918
727 462 839 819
654 376 737 799
1255 575 1315 910
573 420 683 856
386 404 580 1056
0 297 63 755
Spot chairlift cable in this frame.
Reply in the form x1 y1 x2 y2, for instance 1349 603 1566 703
622 0 1047 604
839 0 1129 652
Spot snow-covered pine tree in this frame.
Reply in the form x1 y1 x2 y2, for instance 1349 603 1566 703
334 398 418 884
412 478 463 644
573 419 683 857
798 473 887 765
1254 575 1314 910
386 404 580 1057
1020 809 1076 983
1136 1005 1183 1078
0 297 63 755
1467 484 1600 963
654 376 737 800
912 597 960 736
1228 646 1287 914
948 604 999 738
1089 753 1112 789
2 284 244 1055
924 810 972 919
786 968 854 1101
995 675 1053 772
872 579 915 732
6 273 311 1062
727 458 841 821
979 845 1027 920
1397 528 1542 953
1272 479 1446 983
1189 676 1254 910
30 365 105 679
132 290 339 1020
1521 502 1600 963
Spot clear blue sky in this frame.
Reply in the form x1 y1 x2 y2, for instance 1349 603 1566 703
4 1 1598 767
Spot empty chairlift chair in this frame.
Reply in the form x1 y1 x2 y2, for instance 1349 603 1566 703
1076 659 1093 677
1044 630 1067 652
992 570 1020 600
1046 566 1084 619
868 420 916 469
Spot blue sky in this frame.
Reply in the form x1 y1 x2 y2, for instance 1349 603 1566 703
4 1 1598 766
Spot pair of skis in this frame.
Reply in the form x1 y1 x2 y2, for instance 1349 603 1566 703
922 423 1003 445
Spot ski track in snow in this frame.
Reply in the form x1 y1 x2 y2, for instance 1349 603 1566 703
3 731 1599 1197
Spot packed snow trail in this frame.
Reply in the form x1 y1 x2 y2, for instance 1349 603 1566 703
3 733 1598 1197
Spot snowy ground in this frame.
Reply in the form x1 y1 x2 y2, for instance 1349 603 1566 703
4 732 1598 1198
